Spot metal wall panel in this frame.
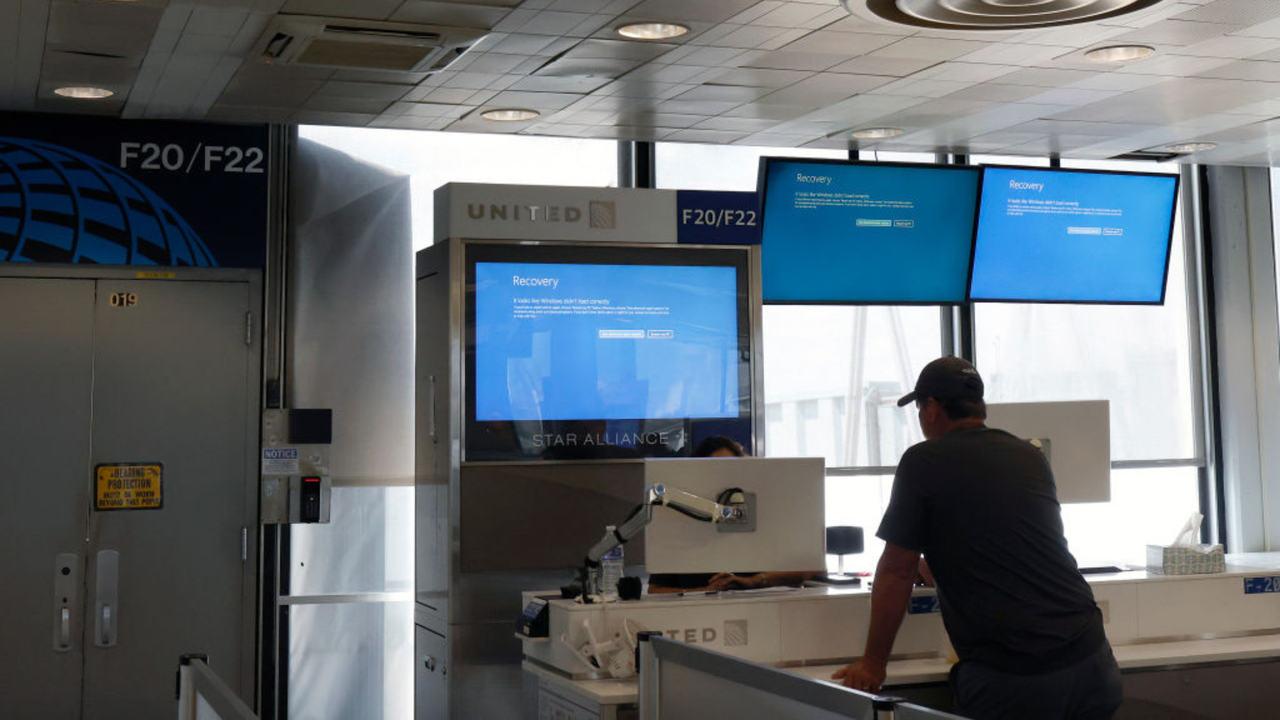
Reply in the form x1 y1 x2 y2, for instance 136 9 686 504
0 277 95 718
84 278 255 720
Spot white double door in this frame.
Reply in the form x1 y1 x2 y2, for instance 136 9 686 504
0 271 259 719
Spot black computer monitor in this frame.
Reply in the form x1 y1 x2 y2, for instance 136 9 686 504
758 157 982 304
969 165 1179 304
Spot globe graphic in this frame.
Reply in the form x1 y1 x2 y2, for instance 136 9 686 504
0 137 217 266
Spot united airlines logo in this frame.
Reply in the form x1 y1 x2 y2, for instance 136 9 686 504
588 200 615 229
0 137 216 265
661 619 748 647
465 199 617 229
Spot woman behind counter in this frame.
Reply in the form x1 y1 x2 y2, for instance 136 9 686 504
646 436 822 593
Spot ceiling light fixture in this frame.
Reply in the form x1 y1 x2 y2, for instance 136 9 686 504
616 22 689 40
850 127 904 140
54 86 114 99
481 108 539 122
1085 45 1156 63
1164 141 1217 154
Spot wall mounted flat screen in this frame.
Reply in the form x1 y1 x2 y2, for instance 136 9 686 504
758 158 982 304
970 166 1179 303
465 242 753 461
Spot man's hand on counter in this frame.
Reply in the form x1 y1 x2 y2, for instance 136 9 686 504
831 658 887 693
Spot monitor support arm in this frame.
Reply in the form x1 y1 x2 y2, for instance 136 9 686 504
570 484 751 601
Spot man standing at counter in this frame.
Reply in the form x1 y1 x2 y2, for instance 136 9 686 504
833 357 1123 719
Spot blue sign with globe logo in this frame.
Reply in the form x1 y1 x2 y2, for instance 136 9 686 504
0 114 269 268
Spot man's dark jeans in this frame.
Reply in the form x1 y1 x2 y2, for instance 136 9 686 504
950 641 1124 719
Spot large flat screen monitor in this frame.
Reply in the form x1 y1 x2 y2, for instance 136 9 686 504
970 166 1179 304
643 457 826 575
758 158 982 304
465 242 753 461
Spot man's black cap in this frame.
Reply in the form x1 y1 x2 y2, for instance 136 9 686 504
897 357 984 407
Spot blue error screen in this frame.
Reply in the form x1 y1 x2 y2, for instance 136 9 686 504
474 262 740 421
760 160 980 303
970 167 1178 303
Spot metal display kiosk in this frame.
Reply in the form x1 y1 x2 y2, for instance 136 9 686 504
414 185 765 719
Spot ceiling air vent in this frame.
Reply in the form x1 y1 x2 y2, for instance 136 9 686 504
841 0 1167 31
259 16 486 73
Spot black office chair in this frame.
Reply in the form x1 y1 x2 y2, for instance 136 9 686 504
824 526 865 586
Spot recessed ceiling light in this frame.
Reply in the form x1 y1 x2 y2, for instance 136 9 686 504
850 127 904 140
616 22 689 40
480 108 539 122
1164 141 1217 154
1085 45 1156 63
54 86 114 99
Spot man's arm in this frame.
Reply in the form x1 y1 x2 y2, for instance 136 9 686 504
831 541 921 692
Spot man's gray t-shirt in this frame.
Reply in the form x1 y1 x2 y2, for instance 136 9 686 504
878 425 1105 674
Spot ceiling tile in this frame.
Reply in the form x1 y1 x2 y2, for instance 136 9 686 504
46 0 163 59
290 110 377 125
779 30 900 56
674 83 771 103
913 62 1019 84
692 115 783 132
1236 16 1280 39
279 0 402 20
827 55 937 77
302 94 397 114
1109 19 1245 46
518 10 593 36
713 24 797 50
507 75 612 92
484 33 560 54
486 88 584 110
870 37 988 62
664 128 750 143
624 0 759 25
706 67 814 88
753 2 837 28
870 76 975 99
1189 59 1280 80
993 67 1098 88
1174 34 1280 58
948 83 1053 103
186 7 252 38
1116 53 1235 76
742 50 848 72
314 80 412 100
1173 0 1280 26
390 2 514 27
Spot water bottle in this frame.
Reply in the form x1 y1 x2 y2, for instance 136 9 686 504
600 525 624 599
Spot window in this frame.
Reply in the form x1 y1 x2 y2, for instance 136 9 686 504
303 126 617 251
971 157 1201 566
655 143 845 191
661 145 1207 571
660 145 948 574
762 305 940 467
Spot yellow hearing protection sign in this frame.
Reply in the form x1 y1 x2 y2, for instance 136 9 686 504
95 463 164 511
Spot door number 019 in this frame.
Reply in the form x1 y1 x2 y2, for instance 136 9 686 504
109 292 138 308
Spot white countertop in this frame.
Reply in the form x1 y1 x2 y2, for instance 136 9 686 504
529 633 1280 707
526 552 1280 706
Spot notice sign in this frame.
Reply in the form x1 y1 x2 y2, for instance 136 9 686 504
95 463 163 511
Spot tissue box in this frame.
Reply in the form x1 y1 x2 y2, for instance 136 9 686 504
1146 544 1225 575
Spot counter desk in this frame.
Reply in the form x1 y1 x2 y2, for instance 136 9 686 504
522 553 1280 719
